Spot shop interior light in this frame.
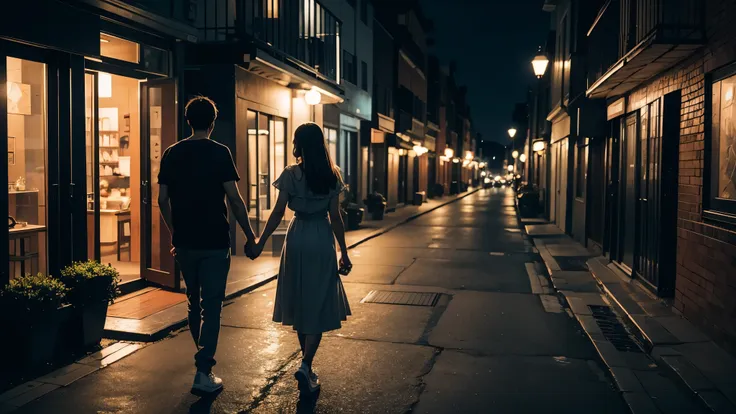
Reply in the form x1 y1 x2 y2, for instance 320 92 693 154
7 82 22 103
519 153 527 163
444 148 454 158
398 148 407 156
463 159 471 167
532 140 546 152
512 150 519 159
98 72 112 98
465 151 473 160
452 157 460 164
304 88 321 105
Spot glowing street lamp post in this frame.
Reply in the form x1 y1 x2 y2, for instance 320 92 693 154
530 47 549 186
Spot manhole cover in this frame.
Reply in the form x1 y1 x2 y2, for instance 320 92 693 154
555 256 589 271
361 291 441 307
589 305 643 353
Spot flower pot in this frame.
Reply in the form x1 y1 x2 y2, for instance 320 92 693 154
66 275 114 348
5 305 72 368
346 207 364 230
371 204 386 220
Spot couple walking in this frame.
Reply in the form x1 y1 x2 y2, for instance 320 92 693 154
157 96 352 398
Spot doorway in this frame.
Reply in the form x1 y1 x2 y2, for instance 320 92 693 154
245 110 287 234
85 71 177 288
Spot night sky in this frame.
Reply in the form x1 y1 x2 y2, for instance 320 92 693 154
422 0 550 143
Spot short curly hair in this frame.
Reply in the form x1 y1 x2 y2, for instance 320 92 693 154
185 95 218 131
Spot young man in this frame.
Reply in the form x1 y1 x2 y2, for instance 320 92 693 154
157 96 256 394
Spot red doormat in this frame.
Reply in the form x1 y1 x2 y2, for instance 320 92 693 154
108 288 186 320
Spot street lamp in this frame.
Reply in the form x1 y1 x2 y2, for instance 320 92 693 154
508 128 517 139
512 150 519 159
532 47 550 79
519 153 527 163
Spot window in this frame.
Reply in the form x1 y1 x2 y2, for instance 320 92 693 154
7 57 48 281
346 0 355 7
360 0 368 25
343 51 357 85
325 127 338 165
576 140 588 198
361 60 368 91
708 71 736 217
100 33 140 63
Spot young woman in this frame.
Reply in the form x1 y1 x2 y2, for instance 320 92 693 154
250 122 352 397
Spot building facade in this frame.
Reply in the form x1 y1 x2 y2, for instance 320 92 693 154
578 0 736 353
2 0 197 289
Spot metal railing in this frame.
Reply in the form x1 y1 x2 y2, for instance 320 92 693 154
587 0 704 90
196 0 340 82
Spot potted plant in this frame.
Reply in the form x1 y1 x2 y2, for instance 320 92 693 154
433 183 445 198
340 188 365 230
363 192 387 220
60 261 120 348
0 273 70 367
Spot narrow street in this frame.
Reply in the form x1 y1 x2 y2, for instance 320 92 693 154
13 188 628 414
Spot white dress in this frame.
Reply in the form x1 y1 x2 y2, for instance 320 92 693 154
271 165 351 334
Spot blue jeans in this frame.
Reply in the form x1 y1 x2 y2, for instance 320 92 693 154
175 248 230 373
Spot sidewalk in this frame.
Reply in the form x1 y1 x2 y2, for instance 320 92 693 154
526 222 736 414
103 189 480 342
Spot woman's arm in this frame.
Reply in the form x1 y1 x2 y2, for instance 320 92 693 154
329 196 348 255
258 189 289 247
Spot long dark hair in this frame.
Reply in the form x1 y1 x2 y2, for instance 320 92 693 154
293 123 340 195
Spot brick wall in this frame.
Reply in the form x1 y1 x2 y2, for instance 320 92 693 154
620 0 736 354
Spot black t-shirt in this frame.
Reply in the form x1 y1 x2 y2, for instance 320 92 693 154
157 139 240 249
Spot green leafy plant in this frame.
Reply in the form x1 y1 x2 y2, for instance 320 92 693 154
60 261 120 305
0 273 69 315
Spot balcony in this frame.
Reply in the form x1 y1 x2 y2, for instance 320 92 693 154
586 0 704 99
194 0 341 85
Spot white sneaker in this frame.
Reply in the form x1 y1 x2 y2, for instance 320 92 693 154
295 362 320 397
191 371 223 394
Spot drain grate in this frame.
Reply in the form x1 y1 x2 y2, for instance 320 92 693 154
589 305 643 353
361 290 440 307
555 256 590 271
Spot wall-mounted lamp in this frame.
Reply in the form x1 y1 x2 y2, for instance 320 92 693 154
519 153 527 163
444 148 454 158
532 140 546 153
507 165 514 172
304 88 321 106
413 145 428 156
532 47 550 78
452 157 460 164
98 72 113 98
465 151 473 160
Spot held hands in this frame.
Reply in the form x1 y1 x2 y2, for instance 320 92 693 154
245 238 265 260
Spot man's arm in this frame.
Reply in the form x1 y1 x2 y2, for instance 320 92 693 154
158 184 174 236
223 181 256 242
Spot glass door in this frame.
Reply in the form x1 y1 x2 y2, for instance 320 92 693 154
247 110 287 233
140 78 177 289
621 113 638 272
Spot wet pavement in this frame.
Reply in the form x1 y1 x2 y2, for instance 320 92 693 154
12 188 629 413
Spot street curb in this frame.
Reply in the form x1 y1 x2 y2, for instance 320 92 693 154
103 188 482 343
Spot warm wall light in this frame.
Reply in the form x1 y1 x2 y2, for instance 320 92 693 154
413 145 428 156
508 128 517 138
507 165 514 172
7 82 22 103
444 148 454 158
512 150 519 159
532 47 550 78
533 140 546 152
519 153 527 163
304 88 321 105
465 151 473 160
398 148 407 156
452 158 460 164
98 72 112 98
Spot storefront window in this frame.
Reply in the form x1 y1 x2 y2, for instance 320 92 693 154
7 57 47 280
325 127 337 166
100 33 140 64
712 75 736 202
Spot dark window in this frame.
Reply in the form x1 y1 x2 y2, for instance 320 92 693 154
343 51 357 84
707 69 736 218
360 0 368 24
361 61 368 91
347 0 356 7
576 140 588 198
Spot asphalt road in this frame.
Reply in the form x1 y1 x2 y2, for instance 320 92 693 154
14 188 629 414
